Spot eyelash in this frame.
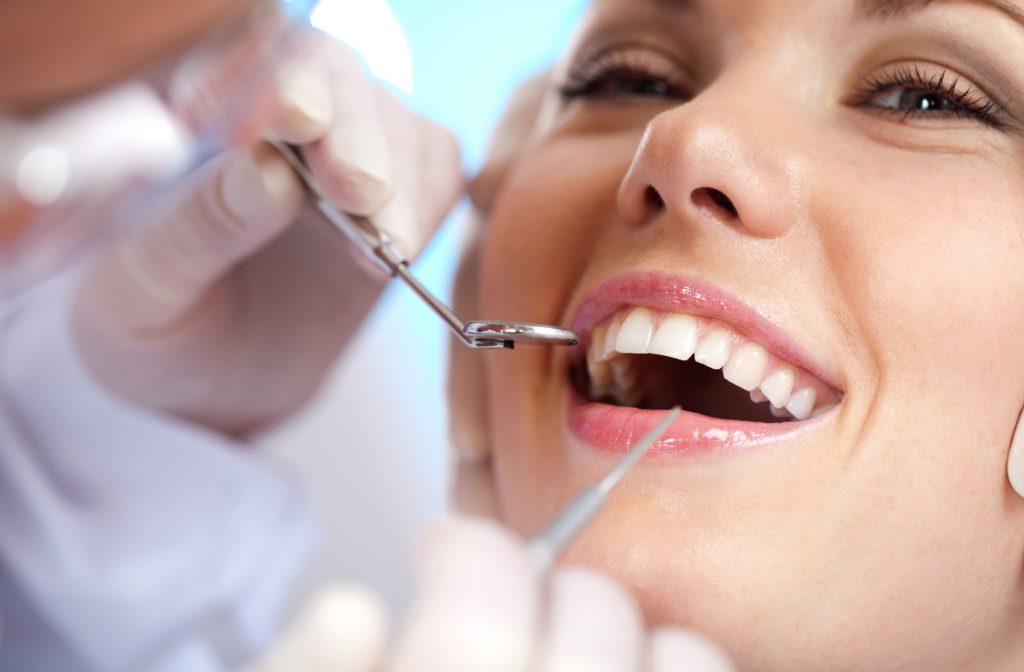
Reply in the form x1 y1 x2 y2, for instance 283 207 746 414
558 49 690 101
849 64 1004 129
559 51 1006 130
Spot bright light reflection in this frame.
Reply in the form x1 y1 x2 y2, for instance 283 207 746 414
310 0 414 95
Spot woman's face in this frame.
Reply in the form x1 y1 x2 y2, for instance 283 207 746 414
476 0 1024 668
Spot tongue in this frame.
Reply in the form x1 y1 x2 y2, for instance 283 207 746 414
623 355 785 423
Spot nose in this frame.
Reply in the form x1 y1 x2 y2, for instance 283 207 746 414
617 97 799 240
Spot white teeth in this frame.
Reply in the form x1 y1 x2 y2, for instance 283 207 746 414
602 317 622 361
584 307 833 420
694 328 732 370
587 358 611 398
759 368 795 409
609 358 641 406
786 387 817 420
649 314 699 361
591 323 610 362
586 324 609 391
723 343 768 391
615 307 655 354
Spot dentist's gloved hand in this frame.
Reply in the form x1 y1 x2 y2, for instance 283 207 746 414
255 517 735 672
72 33 462 435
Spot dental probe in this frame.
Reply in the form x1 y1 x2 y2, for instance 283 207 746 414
527 406 682 571
268 139 579 350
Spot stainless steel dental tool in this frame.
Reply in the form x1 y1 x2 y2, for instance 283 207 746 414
527 406 682 571
269 140 579 350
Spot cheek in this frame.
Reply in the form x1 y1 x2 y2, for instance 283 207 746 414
812 154 1024 587
479 136 632 529
480 141 619 323
819 155 1024 417
480 132 641 322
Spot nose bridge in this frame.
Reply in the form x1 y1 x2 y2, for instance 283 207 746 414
617 74 800 240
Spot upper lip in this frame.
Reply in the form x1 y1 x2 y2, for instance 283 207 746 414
564 269 844 392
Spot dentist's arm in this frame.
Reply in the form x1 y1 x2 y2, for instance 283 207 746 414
72 32 462 436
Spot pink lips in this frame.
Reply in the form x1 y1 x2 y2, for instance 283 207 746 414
569 396 806 456
565 271 840 457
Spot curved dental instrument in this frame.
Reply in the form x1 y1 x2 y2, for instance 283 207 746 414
527 406 682 571
268 140 579 350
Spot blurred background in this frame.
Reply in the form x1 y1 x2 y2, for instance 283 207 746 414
259 0 579 614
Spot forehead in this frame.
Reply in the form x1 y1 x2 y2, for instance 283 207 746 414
587 0 1024 23
573 0 1024 63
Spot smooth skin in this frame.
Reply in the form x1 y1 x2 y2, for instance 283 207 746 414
450 0 1024 669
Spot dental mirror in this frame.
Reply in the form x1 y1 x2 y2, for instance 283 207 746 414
269 139 579 350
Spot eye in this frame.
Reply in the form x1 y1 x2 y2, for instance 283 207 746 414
848 63 1004 129
558 46 690 102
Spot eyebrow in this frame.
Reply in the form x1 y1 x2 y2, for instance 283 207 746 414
856 0 1024 26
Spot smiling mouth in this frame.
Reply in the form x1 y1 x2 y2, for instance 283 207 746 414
570 305 842 423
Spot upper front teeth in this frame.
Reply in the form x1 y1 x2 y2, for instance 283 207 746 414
599 318 622 362
759 368 795 408
587 306 837 420
786 387 817 420
694 328 731 369
723 343 768 391
616 307 655 353
649 314 698 360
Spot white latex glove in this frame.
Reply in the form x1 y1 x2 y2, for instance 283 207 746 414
254 517 735 672
72 31 462 435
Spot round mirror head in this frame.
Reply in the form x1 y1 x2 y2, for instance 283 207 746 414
463 321 579 348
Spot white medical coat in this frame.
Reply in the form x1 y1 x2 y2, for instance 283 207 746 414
0 277 314 672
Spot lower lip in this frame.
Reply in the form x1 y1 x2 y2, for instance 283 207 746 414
568 391 808 457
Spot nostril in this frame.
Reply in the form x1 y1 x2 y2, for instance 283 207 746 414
645 185 666 212
708 189 738 217
692 187 739 219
